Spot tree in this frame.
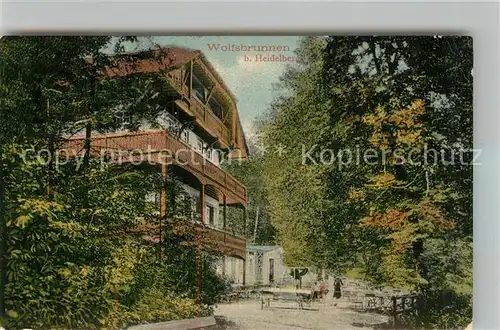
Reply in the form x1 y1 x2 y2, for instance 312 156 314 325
258 37 337 268
0 36 230 328
0 36 124 320
224 132 275 245
322 36 472 300
257 36 472 328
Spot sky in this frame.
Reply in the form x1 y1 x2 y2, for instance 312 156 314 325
120 36 302 138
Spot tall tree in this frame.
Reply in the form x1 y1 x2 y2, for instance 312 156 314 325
259 36 339 268
258 36 472 328
224 131 275 245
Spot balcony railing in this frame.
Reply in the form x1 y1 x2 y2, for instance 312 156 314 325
200 225 246 260
136 219 247 260
61 130 247 205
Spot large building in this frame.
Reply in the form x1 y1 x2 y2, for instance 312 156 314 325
63 47 249 284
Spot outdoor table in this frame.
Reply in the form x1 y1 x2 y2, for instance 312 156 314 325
374 295 386 309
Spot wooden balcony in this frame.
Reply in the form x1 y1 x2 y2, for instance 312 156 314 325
167 70 232 148
137 220 247 260
62 130 247 206
198 226 247 260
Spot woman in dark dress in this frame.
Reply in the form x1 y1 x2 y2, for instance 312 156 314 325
333 277 343 299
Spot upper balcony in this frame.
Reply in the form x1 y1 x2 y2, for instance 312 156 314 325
104 47 249 159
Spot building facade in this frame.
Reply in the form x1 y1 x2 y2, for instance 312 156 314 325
245 246 289 286
63 47 249 284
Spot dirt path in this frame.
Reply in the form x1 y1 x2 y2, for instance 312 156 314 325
213 298 390 330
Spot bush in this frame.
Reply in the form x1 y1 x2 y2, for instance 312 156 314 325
2 163 229 329
418 290 472 329
102 289 201 328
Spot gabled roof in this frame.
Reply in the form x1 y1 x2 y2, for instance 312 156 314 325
104 46 200 78
106 46 238 103
196 50 238 104
236 113 250 158
104 46 249 157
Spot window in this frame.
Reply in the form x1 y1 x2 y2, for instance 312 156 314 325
212 149 220 164
192 196 202 223
269 258 275 283
231 258 237 281
181 130 189 143
205 204 215 226
192 75 206 102
196 139 203 152
208 98 223 120
158 112 187 138
115 105 131 131
205 147 212 160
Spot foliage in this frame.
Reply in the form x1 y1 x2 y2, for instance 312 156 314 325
224 139 275 244
1 155 227 328
258 37 335 267
104 289 200 328
257 36 472 328
0 36 229 328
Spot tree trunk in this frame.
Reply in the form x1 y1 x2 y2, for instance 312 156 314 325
83 122 92 171
81 73 95 208
82 73 95 173
47 135 55 199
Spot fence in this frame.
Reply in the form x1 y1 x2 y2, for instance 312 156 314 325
391 294 421 327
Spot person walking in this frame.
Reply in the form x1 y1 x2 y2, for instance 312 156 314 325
312 281 319 300
319 280 326 301
333 277 343 299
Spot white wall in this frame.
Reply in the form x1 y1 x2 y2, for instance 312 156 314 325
177 184 248 285
245 247 289 286
214 255 225 275
244 247 323 288
220 256 244 285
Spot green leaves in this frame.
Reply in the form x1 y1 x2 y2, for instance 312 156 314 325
254 35 471 328
1 36 232 328
12 215 31 228
6 310 18 319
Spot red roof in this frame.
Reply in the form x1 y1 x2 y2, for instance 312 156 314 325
104 47 200 77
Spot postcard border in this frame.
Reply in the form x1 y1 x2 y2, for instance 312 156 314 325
1 1 499 329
